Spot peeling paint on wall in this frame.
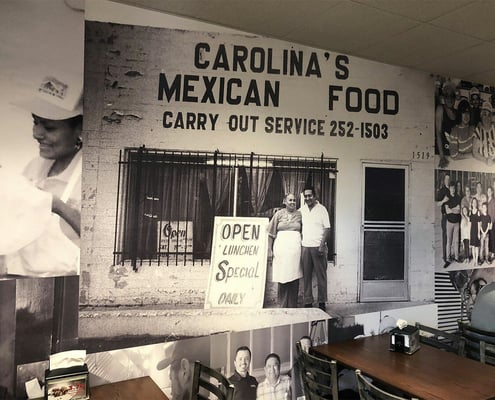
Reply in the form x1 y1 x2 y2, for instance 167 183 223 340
102 111 143 124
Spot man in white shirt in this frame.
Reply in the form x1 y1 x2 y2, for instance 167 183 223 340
300 186 330 310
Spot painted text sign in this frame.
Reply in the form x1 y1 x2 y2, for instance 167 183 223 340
205 217 269 309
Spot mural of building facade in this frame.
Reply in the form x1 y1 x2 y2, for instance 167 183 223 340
81 17 434 313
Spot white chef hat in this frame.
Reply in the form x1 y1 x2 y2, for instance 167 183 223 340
14 72 83 120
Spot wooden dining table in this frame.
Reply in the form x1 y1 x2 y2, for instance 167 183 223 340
313 333 495 400
90 376 169 400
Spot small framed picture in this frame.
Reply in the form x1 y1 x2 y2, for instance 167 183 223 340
45 365 89 400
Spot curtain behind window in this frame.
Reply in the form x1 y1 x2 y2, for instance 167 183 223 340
125 157 202 263
248 169 273 216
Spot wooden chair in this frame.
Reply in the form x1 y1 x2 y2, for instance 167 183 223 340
458 320 495 366
190 360 235 400
355 370 417 400
296 341 339 400
414 322 460 354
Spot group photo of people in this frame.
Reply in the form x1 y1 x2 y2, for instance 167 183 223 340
166 337 302 400
267 187 331 310
434 76 495 169
224 336 358 400
436 170 495 269
74 320 333 400
226 345 292 400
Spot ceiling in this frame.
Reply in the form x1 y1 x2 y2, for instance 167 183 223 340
114 0 495 87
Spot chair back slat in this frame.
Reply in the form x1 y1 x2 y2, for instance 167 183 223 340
458 320 495 366
355 369 418 400
191 360 235 400
415 322 460 354
296 341 339 400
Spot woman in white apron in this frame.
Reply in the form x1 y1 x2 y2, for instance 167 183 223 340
2 74 82 277
267 193 302 307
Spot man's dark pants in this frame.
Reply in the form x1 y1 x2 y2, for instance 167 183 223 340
302 246 328 305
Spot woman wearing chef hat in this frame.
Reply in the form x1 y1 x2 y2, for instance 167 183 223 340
1 73 83 276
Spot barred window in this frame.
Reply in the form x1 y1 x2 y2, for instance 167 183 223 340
114 149 337 268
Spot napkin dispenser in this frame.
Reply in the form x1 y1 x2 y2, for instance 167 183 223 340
44 364 89 400
44 351 89 400
389 325 420 355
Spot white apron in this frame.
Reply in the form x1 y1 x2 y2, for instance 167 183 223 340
272 230 302 283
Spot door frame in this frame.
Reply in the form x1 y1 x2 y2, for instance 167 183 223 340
359 162 410 302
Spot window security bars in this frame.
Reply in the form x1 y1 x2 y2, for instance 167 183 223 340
114 148 337 269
